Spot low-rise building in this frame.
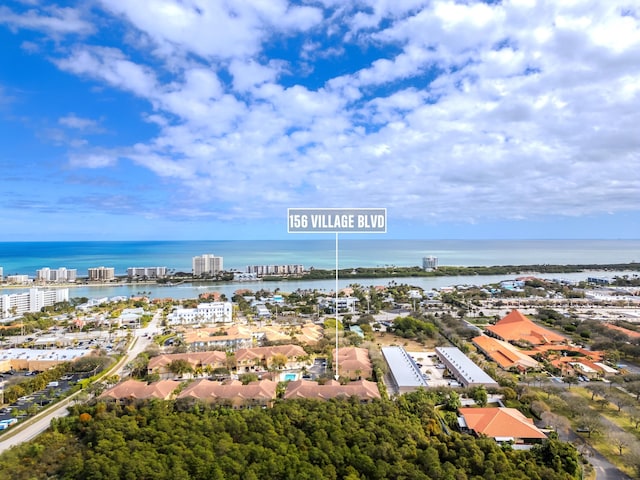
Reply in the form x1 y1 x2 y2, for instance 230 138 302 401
148 351 228 378
458 407 546 448
435 347 499 388
168 302 233 325
177 379 277 408
99 380 181 402
334 347 373 380
284 379 380 402
381 346 428 394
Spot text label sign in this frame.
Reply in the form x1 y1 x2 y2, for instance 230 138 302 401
288 208 387 233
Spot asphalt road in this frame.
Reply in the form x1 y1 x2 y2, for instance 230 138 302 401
0 313 161 454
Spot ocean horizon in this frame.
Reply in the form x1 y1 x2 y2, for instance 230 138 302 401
1 239 639 277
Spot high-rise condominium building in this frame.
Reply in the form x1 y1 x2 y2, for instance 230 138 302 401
192 254 223 277
0 288 69 318
88 266 116 281
127 267 167 279
422 256 438 271
36 267 77 283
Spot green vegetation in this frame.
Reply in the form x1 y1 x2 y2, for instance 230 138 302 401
0 392 581 479
282 263 640 281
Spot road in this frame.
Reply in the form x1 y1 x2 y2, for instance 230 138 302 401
0 312 161 454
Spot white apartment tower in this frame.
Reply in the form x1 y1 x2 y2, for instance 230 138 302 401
36 267 77 283
0 288 69 318
192 254 223 277
127 267 167 279
0 266 3 282
422 256 438 271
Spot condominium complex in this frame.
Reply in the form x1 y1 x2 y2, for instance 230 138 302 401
0 288 70 319
6 275 30 285
422 256 438 271
0 266 3 282
36 267 77 283
192 254 223 277
127 267 167 279
88 266 116 282
167 302 233 325
246 264 305 276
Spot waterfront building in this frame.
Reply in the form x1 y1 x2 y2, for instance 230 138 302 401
88 266 115 282
0 266 3 282
422 256 438 271
168 302 233 325
36 267 77 283
127 267 167 279
0 288 70 319
6 275 30 285
246 264 305 276
192 254 223 277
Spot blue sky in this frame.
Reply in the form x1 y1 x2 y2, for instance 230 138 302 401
0 0 639 241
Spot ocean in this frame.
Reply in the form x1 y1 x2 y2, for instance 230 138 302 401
1 239 639 300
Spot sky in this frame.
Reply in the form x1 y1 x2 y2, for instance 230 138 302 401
0 0 639 241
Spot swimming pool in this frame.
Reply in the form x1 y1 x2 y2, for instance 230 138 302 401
284 373 297 381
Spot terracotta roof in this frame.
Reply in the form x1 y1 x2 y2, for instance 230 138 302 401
177 379 277 402
472 335 539 370
459 407 547 440
100 379 180 400
148 351 227 371
235 344 306 362
332 347 373 377
485 309 565 345
284 379 380 401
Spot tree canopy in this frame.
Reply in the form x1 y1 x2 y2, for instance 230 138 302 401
0 392 581 480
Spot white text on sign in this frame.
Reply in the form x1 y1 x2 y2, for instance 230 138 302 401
287 208 387 233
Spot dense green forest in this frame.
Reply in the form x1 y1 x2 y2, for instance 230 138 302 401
0 391 581 479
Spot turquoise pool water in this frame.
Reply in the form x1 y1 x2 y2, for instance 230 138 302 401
284 373 296 381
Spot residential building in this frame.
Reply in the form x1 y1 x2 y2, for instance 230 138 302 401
0 266 3 282
458 407 546 448
41 267 77 283
435 346 499 388
0 288 69 318
422 256 438 271
127 267 167 279
184 326 254 351
333 347 373 380
485 309 565 346
100 380 181 402
168 302 233 325
235 344 308 372
318 296 359 313
381 346 428 394
284 379 380 402
178 379 278 408
192 254 223 277
6 275 30 285
88 266 115 282
148 351 227 378
246 264 305 276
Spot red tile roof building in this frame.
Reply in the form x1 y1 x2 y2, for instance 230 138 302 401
472 335 539 371
458 407 546 447
284 379 380 402
485 309 565 345
332 347 373 379
100 379 181 401
177 379 277 408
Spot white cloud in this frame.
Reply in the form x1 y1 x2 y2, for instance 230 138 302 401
59 114 98 130
0 4 93 35
5 0 640 227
